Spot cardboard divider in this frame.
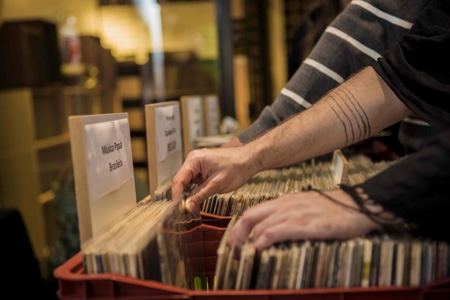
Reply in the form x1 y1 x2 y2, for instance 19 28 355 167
180 95 205 159
202 94 220 136
68 113 137 245
145 101 183 199
331 149 349 186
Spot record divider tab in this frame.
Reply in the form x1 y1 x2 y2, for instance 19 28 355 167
145 101 184 200
331 149 349 186
180 95 205 160
68 113 137 246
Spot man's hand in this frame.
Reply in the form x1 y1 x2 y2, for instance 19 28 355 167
227 189 382 251
171 146 258 213
172 67 411 215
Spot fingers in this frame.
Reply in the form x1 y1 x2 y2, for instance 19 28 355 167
226 190 380 252
172 146 254 213
172 149 227 213
227 200 284 249
171 151 203 203
225 192 332 251
236 201 303 251
184 179 216 213
253 223 298 251
185 174 234 213
253 219 328 251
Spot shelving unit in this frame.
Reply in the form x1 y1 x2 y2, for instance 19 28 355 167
0 86 68 278
0 80 120 279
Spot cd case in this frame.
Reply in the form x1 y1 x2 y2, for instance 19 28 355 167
214 217 450 290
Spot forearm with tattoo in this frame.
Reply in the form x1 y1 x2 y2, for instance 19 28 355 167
325 87 372 146
246 67 412 173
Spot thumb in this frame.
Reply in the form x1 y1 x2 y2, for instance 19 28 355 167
185 192 204 213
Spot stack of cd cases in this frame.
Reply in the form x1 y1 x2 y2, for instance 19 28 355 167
215 216 450 290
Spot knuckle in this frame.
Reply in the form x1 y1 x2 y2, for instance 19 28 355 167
240 211 253 227
260 228 277 242
209 177 225 192
194 191 204 204
238 214 256 234
192 148 207 158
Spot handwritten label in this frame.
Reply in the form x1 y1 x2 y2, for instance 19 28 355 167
155 105 182 162
84 119 133 202
188 97 204 149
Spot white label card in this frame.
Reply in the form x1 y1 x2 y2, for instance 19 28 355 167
188 97 204 148
84 119 134 202
332 152 344 185
155 105 182 162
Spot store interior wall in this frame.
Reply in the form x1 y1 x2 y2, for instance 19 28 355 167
0 0 218 62
0 0 347 298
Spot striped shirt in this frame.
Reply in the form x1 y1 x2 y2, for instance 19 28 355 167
238 0 431 144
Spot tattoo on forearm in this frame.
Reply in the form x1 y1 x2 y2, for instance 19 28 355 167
325 87 372 146
328 94 354 145
327 102 349 145
341 87 372 138
335 89 363 141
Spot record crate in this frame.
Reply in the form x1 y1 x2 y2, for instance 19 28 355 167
54 223 450 300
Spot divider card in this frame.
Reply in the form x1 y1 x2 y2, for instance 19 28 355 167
203 94 220 136
181 95 205 159
68 113 137 245
331 149 349 186
145 101 183 199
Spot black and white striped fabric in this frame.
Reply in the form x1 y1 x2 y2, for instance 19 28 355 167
238 0 431 144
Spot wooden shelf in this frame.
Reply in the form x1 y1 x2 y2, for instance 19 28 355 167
0 84 120 280
33 132 70 150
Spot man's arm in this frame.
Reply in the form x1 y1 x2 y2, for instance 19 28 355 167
172 66 411 211
246 66 411 172
236 0 427 145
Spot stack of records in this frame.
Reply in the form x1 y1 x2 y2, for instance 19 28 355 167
152 153 392 216
202 154 392 216
215 219 450 290
81 198 204 289
346 154 391 185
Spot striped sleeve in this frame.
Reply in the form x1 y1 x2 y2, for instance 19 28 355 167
372 0 450 131
238 0 430 144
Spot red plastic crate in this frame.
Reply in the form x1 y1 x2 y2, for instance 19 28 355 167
200 212 232 228
54 224 450 300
